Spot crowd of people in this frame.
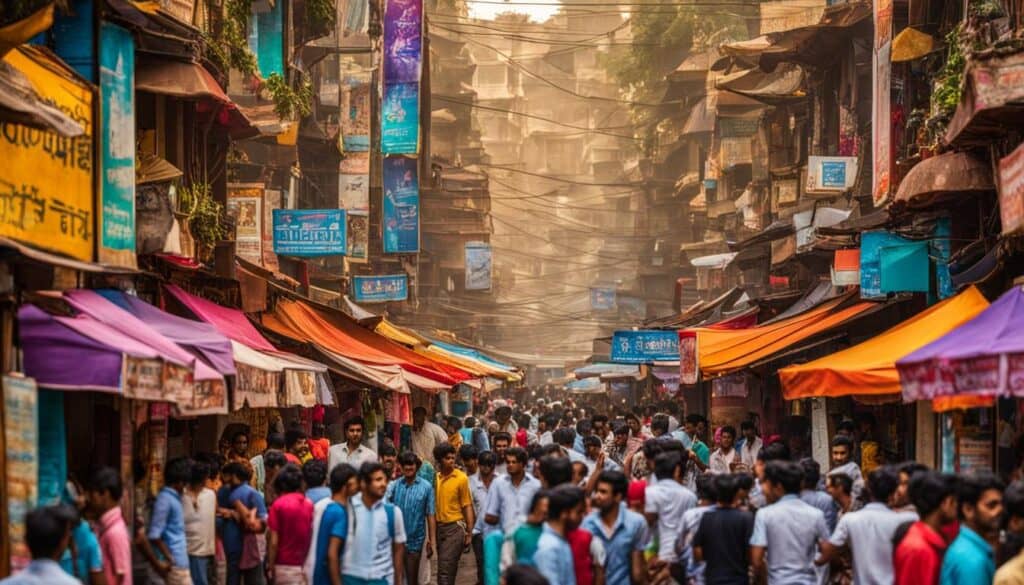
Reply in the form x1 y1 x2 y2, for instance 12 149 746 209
4 399 1024 585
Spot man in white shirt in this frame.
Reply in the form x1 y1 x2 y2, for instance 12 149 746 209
411 407 449 467
183 460 217 584
328 416 378 473
341 462 408 585
739 421 763 470
709 425 740 475
827 435 865 501
644 451 698 566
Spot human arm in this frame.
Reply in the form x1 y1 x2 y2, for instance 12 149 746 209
327 536 345 585
393 541 406 584
631 550 648 585
584 453 605 495
143 495 173 576
484 482 501 526
426 513 437 558
462 502 475 546
267 528 279 574
688 449 708 472
624 451 635 477
817 512 845 565
750 546 767 585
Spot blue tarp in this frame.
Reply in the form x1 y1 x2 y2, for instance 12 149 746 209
430 340 516 372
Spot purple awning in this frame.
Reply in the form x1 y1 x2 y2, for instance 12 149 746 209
19 305 125 393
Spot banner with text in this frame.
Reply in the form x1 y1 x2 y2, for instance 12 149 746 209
610 330 680 364
273 209 347 257
465 241 492 290
872 0 893 207
99 23 136 267
352 274 409 302
381 82 420 154
227 183 264 264
383 0 423 84
382 155 420 253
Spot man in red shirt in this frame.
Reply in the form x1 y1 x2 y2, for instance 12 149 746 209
86 467 133 585
894 470 959 585
268 464 314 584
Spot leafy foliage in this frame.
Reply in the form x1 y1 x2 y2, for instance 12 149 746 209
178 182 227 249
265 72 314 120
305 0 336 33
925 25 966 144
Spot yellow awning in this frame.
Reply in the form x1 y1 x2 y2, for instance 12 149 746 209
375 319 429 347
374 318 521 381
779 286 990 399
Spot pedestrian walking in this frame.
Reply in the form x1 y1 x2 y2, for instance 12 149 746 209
309 463 357 585
470 451 498 584
386 452 436 585
580 470 648 585
86 467 133 585
267 464 313 585
434 443 474 585
341 462 407 585
217 461 268 585
827 436 864 501
304 459 331 504
995 481 1024 585
738 421 763 471
678 474 718 585
0 506 81 585
327 417 377 473
708 426 739 475
183 461 216 585
693 474 754 585
799 459 839 532
505 490 549 567
485 447 542 535
644 451 698 567
534 485 584 585
412 407 449 467
139 457 192 585
893 471 958 585
940 472 1005 585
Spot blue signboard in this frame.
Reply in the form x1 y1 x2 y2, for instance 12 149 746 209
590 287 616 310
860 230 911 299
820 161 848 189
251 0 284 78
383 156 419 253
381 82 420 154
352 274 409 303
52 0 96 81
610 330 679 364
465 241 492 291
273 209 347 257
99 23 136 262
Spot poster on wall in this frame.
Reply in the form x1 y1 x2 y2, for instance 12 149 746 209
590 287 617 310
381 82 420 154
679 331 698 385
999 141 1024 235
340 152 370 175
383 0 423 84
4 375 38 573
227 183 263 264
464 241 492 291
273 209 347 257
382 155 419 253
99 22 136 267
340 73 371 152
262 189 281 271
346 210 369 262
339 172 370 211
352 274 409 302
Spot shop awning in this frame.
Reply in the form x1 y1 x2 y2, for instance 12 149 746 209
894 151 994 208
898 286 1024 402
135 58 231 102
574 363 641 379
945 50 1024 147
779 286 990 399
0 49 84 136
681 96 715 135
566 377 604 394
716 63 806 103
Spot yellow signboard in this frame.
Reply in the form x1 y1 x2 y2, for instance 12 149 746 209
0 47 94 261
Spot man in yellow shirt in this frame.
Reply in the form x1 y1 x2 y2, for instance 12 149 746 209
996 481 1024 585
434 442 474 585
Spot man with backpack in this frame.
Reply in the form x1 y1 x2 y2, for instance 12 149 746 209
386 453 436 585
341 462 406 585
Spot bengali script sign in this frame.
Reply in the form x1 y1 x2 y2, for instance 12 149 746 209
382 156 419 253
381 82 420 154
384 0 423 83
273 209 347 257
352 274 409 302
610 330 680 364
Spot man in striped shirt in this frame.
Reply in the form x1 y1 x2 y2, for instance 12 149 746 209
385 452 436 585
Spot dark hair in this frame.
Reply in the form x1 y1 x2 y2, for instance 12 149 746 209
398 451 421 468
715 474 739 504
909 471 959 517
88 467 123 501
576 419 592 435
285 428 307 449
264 450 287 471
503 563 550 585
740 420 756 432
51 503 80 530
592 414 609 425
433 443 456 462
495 406 512 417
734 473 755 492
597 470 628 498
380 444 398 457
302 459 328 488
26 506 68 559
552 427 575 447
506 447 529 465
695 473 718 502
479 451 497 467
222 461 253 482
583 435 602 449
465 416 477 428
799 458 821 489
312 422 326 439
529 489 550 514
543 414 559 429
413 406 428 416
957 472 1005 520
837 420 856 434
757 441 790 463
1005 481 1024 521
654 451 683 480
517 414 532 429
685 413 706 426
329 463 358 493
359 462 386 483
867 465 901 503
267 433 286 450
344 416 365 432
720 425 737 439
613 425 629 437
764 460 803 494
650 414 670 435
459 444 479 461
539 455 573 487
831 435 854 450
190 460 210 486
547 484 584 520
493 432 513 446
448 416 464 430
828 473 853 495
541 444 562 457
273 463 303 494
195 452 224 481
232 430 250 443
898 462 929 479
164 457 192 486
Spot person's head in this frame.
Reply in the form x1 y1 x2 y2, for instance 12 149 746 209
264 450 287 475
1004 481 1024 537
380 444 398 474
344 416 365 446
625 412 642 436
359 462 389 500
654 451 684 482
266 432 286 451
413 406 428 428
552 427 575 449
86 467 123 513
506 447 528 477
495 405 512 423
221 461 253 487
799 458 821 491
575 419 592 439
754 440 789 480
582 435 603 460
740 420 757 441
651 414 670 437
312 422 326 439
909 471 959 525
592 414 609 437
714 473 740 507
613 425 629 448
526 490 550 524
493 432 512 456
460 444 479 473
285 428 308 456
957 472 1005 535
164 457 192 490
836 420 856 439
690 414 708 438
539 455 573 488
230 431 250 456
479 451 497 477
501 563 549 585
866 465 901 505
896 462 929 508
592 470 628 514
570 461 588 485
190 460 210 489
719 425 737 450
762 460 803 502
329 463 358 496
547 484 585 530
434 443 457 472
302 459 327 489
830 435 854 467
26 506 71 560
695 473 718 504
517 414 532 431
273 463 303 494
446 416 463 435
826 473 853 502
398 451 422 481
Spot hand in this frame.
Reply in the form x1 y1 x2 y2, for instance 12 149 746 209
156 560 171 578
596 452 605 470
426 543 434 558
464 531 472 547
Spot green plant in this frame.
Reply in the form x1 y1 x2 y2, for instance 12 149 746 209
305 0 336 32
178 182 227 249
925 24 966 144
265 72 314 120
204 0 259 80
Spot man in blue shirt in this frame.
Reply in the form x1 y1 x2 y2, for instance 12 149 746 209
304 459 331 504
941 472 1004 585
534 485 585 585
0 506 80 585
217 461 268 585
142 457 191 584
386 452 436 585
580 470 648 585
312 464 357 585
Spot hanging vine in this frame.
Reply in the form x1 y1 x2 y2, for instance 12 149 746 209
265 72 314 120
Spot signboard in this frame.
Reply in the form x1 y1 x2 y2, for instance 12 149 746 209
872 0 893 208
381 82 420 154
999 141 1024 235
4 375 38 573
352 274 409 302
806 156 857 192
382 156 420 253
860 230 911 298
99 23 136 267
272 209 347 257
346 210 369 262
679 331 698 385
262 189 281 270
340 73 371 152
464 241 492 291
958 437 992 474
0 47 94 261
772 178 799 208
610 330 679 364
383 0 423 84
227 183 263 264
252 0 284 78
339 172 370 211
590 287 616 310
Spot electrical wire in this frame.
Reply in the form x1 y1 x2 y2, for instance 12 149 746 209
475 161 639 187
433 95 640 139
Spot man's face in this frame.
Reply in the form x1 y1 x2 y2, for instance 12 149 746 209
895 472 911 507
571 463 587 485
495 439 510 457
413 411 426 428
401 463 418 481
720 432 735 450
614 433 628 448
966 488 1004 534
538 420 547 433
592 482 620 513
345 477 359 496
627 418 640 435
232 435 248 455
754 459 765 480
939 495 959 525
497 410 510 424
382 454 397 472
506 454 524 476
761 479 783 504
743 427 756 441
292 438 308 455
831 445 850 467
566 501 586 530
593 422 605 437
363 470 389 499
684 422 696 437
347 425 364 445
441 452 457 473
463 458 479 475
586 444 601 460
528 497 548 524
697 421 707 437
480 460 496 478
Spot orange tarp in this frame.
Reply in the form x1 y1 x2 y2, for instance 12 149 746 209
694 291 881 376
779 286 990 399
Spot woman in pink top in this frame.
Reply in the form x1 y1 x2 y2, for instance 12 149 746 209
267 464 314 585
86 467 133 585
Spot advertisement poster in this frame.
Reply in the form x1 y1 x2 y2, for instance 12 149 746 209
4 375 38 573
262 189 281 271
590 287 617 310
273 209 347 257
464 241 492 291
381 82 420 154
99 23 136 267
352 274 409 302
227 183 263 264
341 73 371 152
340 152 370 175
383 0 423 84
382 155 420 253
872 0 893 207
339 172 370 211
999 141 1024 235
347 210 369 262
679 331 699 385
610 330 679 364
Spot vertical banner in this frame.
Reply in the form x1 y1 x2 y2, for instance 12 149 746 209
381 83 420 154
262 188 281 271
340 71 371 152
872 0 893 207
347 210 369 261
99 23 136 267
226 183 263 264
383 0 423 83
464 241 492 291
4 375 38 573
382 156 419 253
679 330 699 385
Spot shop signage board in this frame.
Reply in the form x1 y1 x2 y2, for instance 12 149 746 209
465 241 492 291
4 375 38 573
381 83 420 154
999 141 1024 235
352 274 409 302
806 156 857 192
227 183 264 264
98 23 136 267
382 155 420 253
611 330 679 363
0 47 94 261
340 72 371 152
272 209 347 257
383 0 423 84
679 331 698 384
872 0 893 207
346 210 369 262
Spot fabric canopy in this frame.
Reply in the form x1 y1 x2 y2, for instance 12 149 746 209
898 286 1024 401
166 284 277 351
690 291 881 377
574 363 640 379
780 286 990 399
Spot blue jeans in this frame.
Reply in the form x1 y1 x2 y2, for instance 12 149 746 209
342 576 389 585
189 555 213 585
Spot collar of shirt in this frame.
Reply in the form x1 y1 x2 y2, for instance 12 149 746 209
98 507 124 535
778 494 799 503
542 523 567 542
439 468 467 482
352 494 386 512
585 503 628 539
957 526 994 558
911 521 948 551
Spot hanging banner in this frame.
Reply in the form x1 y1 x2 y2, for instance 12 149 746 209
610 330 679 364
339 172 370 211
0 47 94 261
4 375 38 573
381 82 420 154
99 23 136 267
226 183 263 264
382 155 420 253
273 209 347 257
465 241 492 291
872 0 893 207
352 274 409 302
590 287 617 311
679 331 698 385
347 210 369 261
262 189 281 271
383 0 423 83
340 73 371 152
860 230 912 298
999 141 1024 236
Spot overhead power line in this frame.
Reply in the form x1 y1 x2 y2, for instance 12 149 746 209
433 96 639 140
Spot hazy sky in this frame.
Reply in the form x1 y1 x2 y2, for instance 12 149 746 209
468 0 562 22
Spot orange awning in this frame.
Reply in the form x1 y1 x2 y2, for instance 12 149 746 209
779 287 990 399
692 291 882 376
933 394 995 412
